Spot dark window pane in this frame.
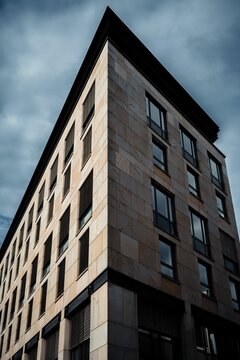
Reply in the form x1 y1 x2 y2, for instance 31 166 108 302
63 164 71 197
15 313 22 342
48 194 54 223
38 182 45 214
79 230 89 274
19 273 26 308
65 123 75 164
83 127 92 165
27 205 34 233
45 329 59 360
187 168 199 197
57 258 65 298
181 129 197 167
216 192 226 218
229 279 240 311
29 255 38 294
18 223 25 252
83 83 95 131
26 298 33 330
152 137 167 171
40 281 48 316
35 218 41 245
43 234 52 277
79 172 93 229
190 210 209 256
59 206 70 255
198 262 212 296
209 156 223 190
146 95 167 139
50 155 58 192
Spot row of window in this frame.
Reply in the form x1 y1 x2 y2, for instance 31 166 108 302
0 303 90 360
0 82 95 291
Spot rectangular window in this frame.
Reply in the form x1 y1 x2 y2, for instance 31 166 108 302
18 223 25 252
45 328 59 360
49 155 58 192
195 324 218 356
209 155 223 190
59 206 70 255
8 269 12 290
1 281 5 302
64 123 75 165
27 346 38 360
229 279 240 311
0 334 4 358
79 230 89 275
83 83 95 131
24 239 30 263
10 287 17 320
160 238 176 279
42 234 52 277
79 172 93 229
27 204 34 233
180 128 198 167
151 183 176 235
152 136 167 171
198 261 213 297
15 312 22 342
63 164 71 197
4 253 9 277
29 255 38 294
26 298 33 330
35 218 41 245
39 281 48 316
57 258 65 298
0 267 3 286
220 230 238 273
2 299 9 330
187 167 200 197
216 192 227 219
19 272 26 308
6 324 12 352
70 303 90 359
190 209 209 256
15 255 20 279
146 94 167 139
82 127 92 166
11 239 16 265
48 194 54 223
37 182 45 214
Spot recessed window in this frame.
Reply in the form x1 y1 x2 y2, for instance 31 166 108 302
59 206 70 256
19 272 26 308
45 328 59 360
15 312 22 342
0 334 4 358
216 192 227 219
39 281 48 316
18 223 25 252
49 155 58 193
229 279 240 311
2 299 9 330
48 194 54 223
180 128 198 167
24 239 30 263
6 324 12 352
152 137 167 171
70 303 90 359
83 83 95 132
220 230 238 274
79 229 89 275
29 255 38 295
79 171 93 229
189 209 209 256
56 258 65 298
8 269 12 290
195 324 217 356
10 287 17 320
15 255 21 279
11 239 16 265
146 94 167 139
82 127 92 166
63 164 71 197
42 234 52 277
187 167 200 197
64 123 75 165
198 261 213 297
26 298 33 330
4 253 9 278
27 204 34 233
35 218 41 245
160 238 176 279
37 182 45 215
209 155 223 190
151 183 176 235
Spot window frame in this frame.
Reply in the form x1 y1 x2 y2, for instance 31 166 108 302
79 229 89 275
209 155 224 190
82 126 92 167
160 237 177 280
79 171 93 230
198 260 213 297
187 166 200 198
216 191 227 219
189 209 210 257
82 82 95 132
64 123 75 165
152 136 167 172
180 127 198 168
56 258 65 299
42 234 52 278
146 93 167 140
229 278 240 311
220 230 238 274
59 206 70 256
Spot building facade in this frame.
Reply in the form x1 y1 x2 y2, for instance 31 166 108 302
0 7 240 360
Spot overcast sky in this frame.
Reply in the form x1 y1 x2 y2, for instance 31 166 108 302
0 0 239 244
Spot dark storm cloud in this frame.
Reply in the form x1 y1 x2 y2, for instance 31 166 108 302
0 0 240 243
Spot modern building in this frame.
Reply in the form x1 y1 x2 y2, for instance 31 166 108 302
0 7 239 360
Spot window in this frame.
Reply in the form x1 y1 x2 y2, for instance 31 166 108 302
79 172 93 229
83 83 95 131
198 261 213 297
220 230 238 273
24 239 30 263
26 345 38 360
37 182 45 214
26 298 33 330
10 287 17 320
4 253 9 277
146 94 167 139
216 192 227 219
63 164 71 197
18 223 25 252
19 272 26 308
39 281 48 316
6 324 12 352
48 194 54 223
195 324 218 357
189 209 209 256
160 239 176 279
49 155 58 192
29 255 38 294
45 328 59 360
229 279 240 311
64 123 75 165
57 259 65 298
209 155 223 190
0 267 3 286
42 234 52 277
187 167 200 197
2 299 9 330
70 303 90 360
59 206 70 255
151 183 176 235
82 127 92 166
0 335 4 358
15 312 22 342
152 137 167 171
27 204 34 233
8 269 12 290
35 218 41 245
1 281 5 302
79 230 89 275
15 255 20 279
11 239 16 265
180 128 197 167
